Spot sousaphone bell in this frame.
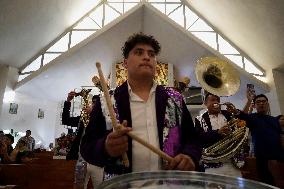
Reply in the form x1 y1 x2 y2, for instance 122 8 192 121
195 57 248 164
195 57 240 96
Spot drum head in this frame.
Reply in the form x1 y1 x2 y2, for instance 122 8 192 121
97 171 277 189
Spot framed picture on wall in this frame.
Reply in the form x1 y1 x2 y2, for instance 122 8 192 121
38 108 44 119
9 103 18 114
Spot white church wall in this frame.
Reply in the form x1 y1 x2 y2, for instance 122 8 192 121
272 69 284 114
264 69 281 116
0 92 58 149
0 65 9 116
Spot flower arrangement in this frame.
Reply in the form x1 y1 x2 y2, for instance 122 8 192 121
54 134 75 156
232 119 249 169
237 120 246 128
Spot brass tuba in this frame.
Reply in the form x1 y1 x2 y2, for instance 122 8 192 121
195 57 249 164
195 57 240 96
202 109 249 163
77 88 92 127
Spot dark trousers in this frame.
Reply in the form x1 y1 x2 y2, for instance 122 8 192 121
256 159 274 185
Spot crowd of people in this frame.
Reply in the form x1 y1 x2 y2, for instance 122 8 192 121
67 33 284 188
0 130 35 164
2 33 283 188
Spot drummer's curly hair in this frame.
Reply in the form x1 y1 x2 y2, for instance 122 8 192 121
122 33 161 59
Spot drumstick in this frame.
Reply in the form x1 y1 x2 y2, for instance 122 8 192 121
96 62 129 167
126 128 173 162
96 62 173 163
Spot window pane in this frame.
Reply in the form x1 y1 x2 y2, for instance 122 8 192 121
218 35 239 54
191 32 217 50
254 75 267 82
224 55 243 68
74 17 100 29
108 2 124 14
124 3 139 12
244 58 263 75
185 6 198 29
47 33 69 52
89 5 104 28
168 5 184 27
151 3 165 13
43 53 61 66
166 3 180 15
188 18 213 31
104 4 121 25
70 30 96 48
18 74 30 82
148 0 165 2
22 56 42 73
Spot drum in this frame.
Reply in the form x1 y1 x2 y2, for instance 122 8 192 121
97 171 278 189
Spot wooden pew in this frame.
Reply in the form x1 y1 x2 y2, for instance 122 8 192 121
33 151 54 160
241 157 284 188
241 157 259 181
0 158 76 189
0 164 28 188
268 160 284 189
26 159 76 189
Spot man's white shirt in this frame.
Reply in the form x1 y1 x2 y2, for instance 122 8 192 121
205 111 241 177
128 82 161 172
208 113 227 130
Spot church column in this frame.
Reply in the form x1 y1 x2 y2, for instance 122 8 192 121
272 69 284 114
0 65 19 116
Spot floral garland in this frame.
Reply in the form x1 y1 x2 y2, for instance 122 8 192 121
99 90 119 131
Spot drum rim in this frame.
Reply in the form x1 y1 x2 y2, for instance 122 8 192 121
98 171 278 189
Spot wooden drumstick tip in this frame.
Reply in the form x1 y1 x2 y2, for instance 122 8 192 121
96 62 101 68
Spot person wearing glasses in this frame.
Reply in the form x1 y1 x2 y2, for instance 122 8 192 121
227 94 284 185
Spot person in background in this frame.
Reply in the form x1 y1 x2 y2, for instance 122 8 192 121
227 94 284 185
80 33 201 179
269 114 284 188
10 140 29 162
242 85 256 114
276 115 284 149
16 151 34 163
4 134 14 155
194 93 241 177
0 135 12 163
242 86 256 157
62 91 99 160
17 130 35 151
48 143 54 151
62 91 103 189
